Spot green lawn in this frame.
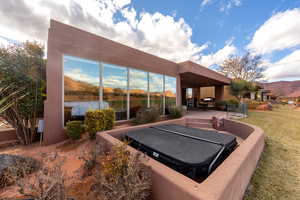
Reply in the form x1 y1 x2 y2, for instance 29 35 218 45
240 105 300 200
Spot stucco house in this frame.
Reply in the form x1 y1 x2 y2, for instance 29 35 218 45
43 20 232 144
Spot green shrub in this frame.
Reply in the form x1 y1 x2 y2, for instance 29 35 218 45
168 106 183 119
227 99 239 107
66 121 85 140
133 107 160 125
85 110 105 139
103 108 115 130
85 109 116 139
215 100 227 110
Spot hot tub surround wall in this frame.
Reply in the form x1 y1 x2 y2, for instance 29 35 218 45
97 117 264 200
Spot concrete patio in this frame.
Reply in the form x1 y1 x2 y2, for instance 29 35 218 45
186 110 228 118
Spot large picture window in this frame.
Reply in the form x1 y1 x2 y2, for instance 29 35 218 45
63 55 177 122
103 63 128 120
165 76 177 113
63 55 100 124
149 72 164 114
129 69 148 118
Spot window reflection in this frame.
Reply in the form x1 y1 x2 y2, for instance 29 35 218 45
63 55 177 122
64 55 100 124
165 76 177 114
149 73 164 114
129 69 148 118
103 63 128 120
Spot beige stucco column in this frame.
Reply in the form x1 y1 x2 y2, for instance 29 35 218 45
215 85 225 101
176 74 182 107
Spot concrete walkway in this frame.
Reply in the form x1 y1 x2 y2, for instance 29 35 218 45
185 110 228 119
186 110 246 119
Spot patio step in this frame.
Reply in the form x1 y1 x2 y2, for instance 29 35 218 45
186 122 213 129
186 118 211 123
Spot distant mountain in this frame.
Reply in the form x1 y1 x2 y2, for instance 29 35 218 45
64 76 175 97
262 80 300 97
64 76 98 92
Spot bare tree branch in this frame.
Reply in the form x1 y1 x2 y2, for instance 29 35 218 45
220 52 265 82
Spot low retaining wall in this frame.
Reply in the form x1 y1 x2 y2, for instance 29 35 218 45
0 128 17 142
97 117 264 200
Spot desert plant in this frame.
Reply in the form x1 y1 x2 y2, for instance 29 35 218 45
0 42 46 145
17 154 68 200
66 120 85 140
0 84 25 114
133 107 160 125
103 108 115 130
0 155 39 188
91 144 151 200
168 106 183 119
78 142 105 178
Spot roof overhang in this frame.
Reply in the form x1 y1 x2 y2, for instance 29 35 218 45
178 61 231 88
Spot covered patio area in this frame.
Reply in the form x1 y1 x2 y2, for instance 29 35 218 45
177 61 231 110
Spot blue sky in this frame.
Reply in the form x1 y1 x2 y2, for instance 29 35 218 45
131 0 300 67
1 0 300 82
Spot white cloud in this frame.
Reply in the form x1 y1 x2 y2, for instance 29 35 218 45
247 8 300 55
113 0 131 9
103 75 127 88
264 49 300 80
65 68 99 85
199 41 237 67
219 0 242 13
0 0 208 64
0 37 9 47
201 0 212 7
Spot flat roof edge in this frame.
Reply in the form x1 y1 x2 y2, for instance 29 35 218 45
178 61 231 84
49 19 179 66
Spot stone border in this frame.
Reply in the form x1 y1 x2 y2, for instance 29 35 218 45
97 117 264 200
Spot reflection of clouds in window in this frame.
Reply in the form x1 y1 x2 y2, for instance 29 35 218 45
130 69 147 90
64 68 99 86
165 76 176 94
103 63 127 89
64 56 99 86
103 75 127 89
149 73 163 92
